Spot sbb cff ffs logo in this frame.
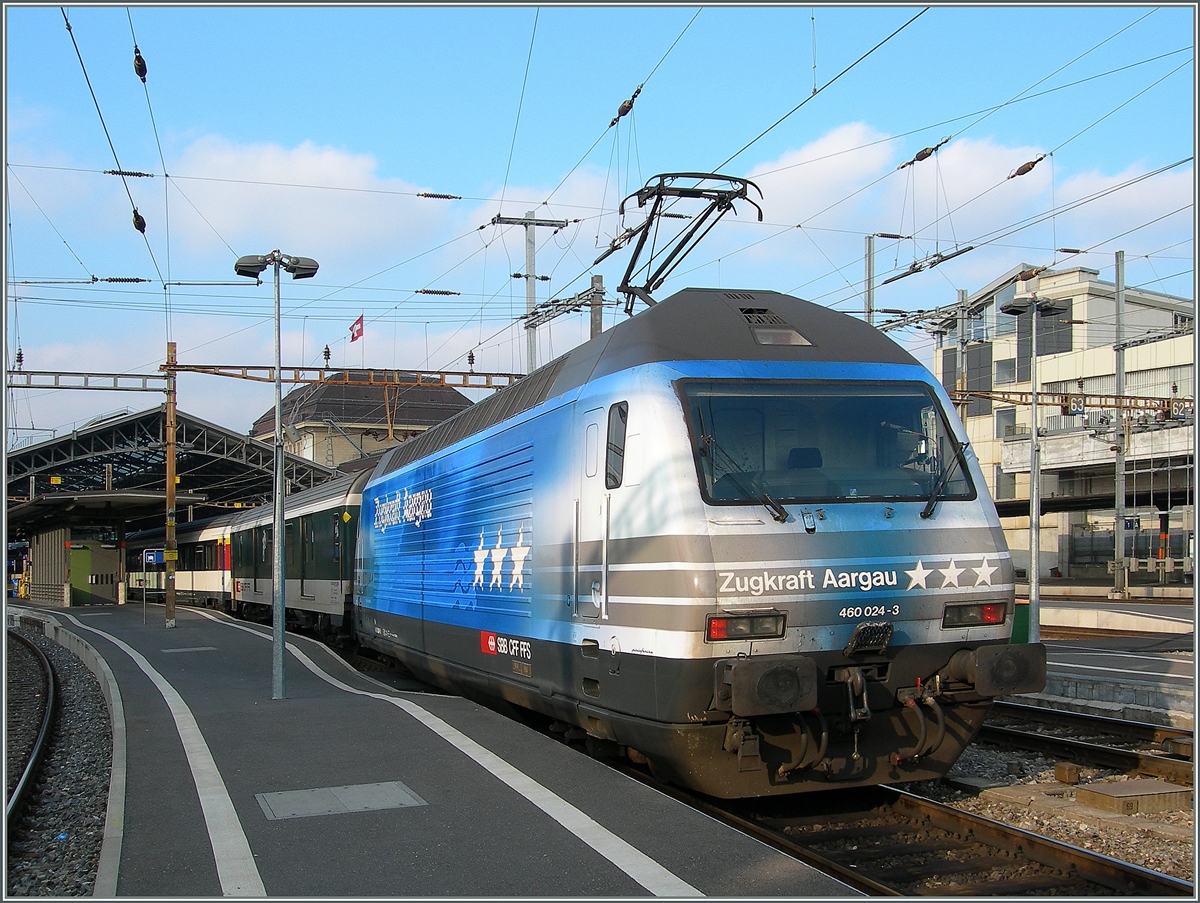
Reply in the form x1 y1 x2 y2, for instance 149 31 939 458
480 630 532 660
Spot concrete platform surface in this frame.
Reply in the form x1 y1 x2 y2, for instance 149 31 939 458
8 603 857 899
1039 600 1195 635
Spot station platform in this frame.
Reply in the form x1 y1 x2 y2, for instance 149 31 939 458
1039 599 1195 636
7 602 856 899
1012 598 1194 729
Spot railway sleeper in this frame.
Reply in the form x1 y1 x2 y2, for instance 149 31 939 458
917 873 1085 896
789 821 928 843
870 853 1013 882
821 838 971 863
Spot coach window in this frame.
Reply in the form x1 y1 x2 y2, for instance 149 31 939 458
605 401 629 489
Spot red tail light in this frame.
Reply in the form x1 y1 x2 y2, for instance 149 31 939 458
705 612 786 642
942 601 1008 628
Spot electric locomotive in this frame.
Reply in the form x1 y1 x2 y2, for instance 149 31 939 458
353 287 1046 798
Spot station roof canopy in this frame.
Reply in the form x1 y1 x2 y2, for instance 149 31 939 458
6 405 337 533
6 489 210 533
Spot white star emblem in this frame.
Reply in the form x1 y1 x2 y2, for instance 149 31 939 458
939 559 964 588
905 559 932 590
973 557 998 586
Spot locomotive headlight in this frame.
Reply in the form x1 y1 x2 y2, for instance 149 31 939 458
706 612 786 642
942 601 1007 628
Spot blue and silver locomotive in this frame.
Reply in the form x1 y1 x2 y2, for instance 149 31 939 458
353 286 1046 798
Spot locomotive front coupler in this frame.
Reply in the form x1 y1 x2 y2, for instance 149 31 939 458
832 666 871 722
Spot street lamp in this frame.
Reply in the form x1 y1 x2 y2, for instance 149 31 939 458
234 250 319 699
1000 286 1068 644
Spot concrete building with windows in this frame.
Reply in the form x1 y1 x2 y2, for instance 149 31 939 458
929 264 1193 586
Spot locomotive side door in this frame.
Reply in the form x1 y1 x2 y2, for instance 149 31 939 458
575 406 606 620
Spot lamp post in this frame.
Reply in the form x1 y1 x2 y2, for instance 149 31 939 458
1000 285 1068 644
234 250 319 699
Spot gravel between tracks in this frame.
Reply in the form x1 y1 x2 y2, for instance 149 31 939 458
5 628 112 897
902 741 1195 883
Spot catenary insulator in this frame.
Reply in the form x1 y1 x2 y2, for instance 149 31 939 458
134 47 147 82
1009 156 1043 179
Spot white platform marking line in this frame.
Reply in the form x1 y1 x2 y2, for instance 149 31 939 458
194 612 700 897
63 616 265 897
292 648 702 897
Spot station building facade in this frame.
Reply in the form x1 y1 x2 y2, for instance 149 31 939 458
250 380 473 468
929 264 1193 585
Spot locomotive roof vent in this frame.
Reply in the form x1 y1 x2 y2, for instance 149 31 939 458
740 307 812 347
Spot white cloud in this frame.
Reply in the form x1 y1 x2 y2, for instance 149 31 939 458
167 136 455 269
747 122 896 226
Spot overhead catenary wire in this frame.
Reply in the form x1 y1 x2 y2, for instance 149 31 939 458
495 8 539 220
714 7 929 172
16 6 1190 408
6 167 94 278
126 8 175 342
15 41 1187 212
818 191 1193 318
941 8 1162 154
885 57 1193 259
60 8 167 290
543 8 701 209
694 58 1194 300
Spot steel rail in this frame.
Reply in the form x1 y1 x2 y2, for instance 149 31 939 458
601 756 1193 895
977 723 1193 785
5 629 58 827
890 788 1194 895
336 648 1194 896
991 699 1192 745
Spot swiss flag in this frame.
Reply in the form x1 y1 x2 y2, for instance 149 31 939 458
349 314 364 342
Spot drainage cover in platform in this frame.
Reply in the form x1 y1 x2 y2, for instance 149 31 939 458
256 780 427 820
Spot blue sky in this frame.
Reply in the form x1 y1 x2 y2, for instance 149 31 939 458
5 4 1195 441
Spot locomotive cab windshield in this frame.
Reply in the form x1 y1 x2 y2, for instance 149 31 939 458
679 379 976 507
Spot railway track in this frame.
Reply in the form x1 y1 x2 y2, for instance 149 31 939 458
5 628 58 828
983 701 1193 785
335 647 1193 894
991 700 1193 747
644 781 1193 896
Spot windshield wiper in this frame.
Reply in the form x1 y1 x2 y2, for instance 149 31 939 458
700 434 789 523
921 439 969 519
